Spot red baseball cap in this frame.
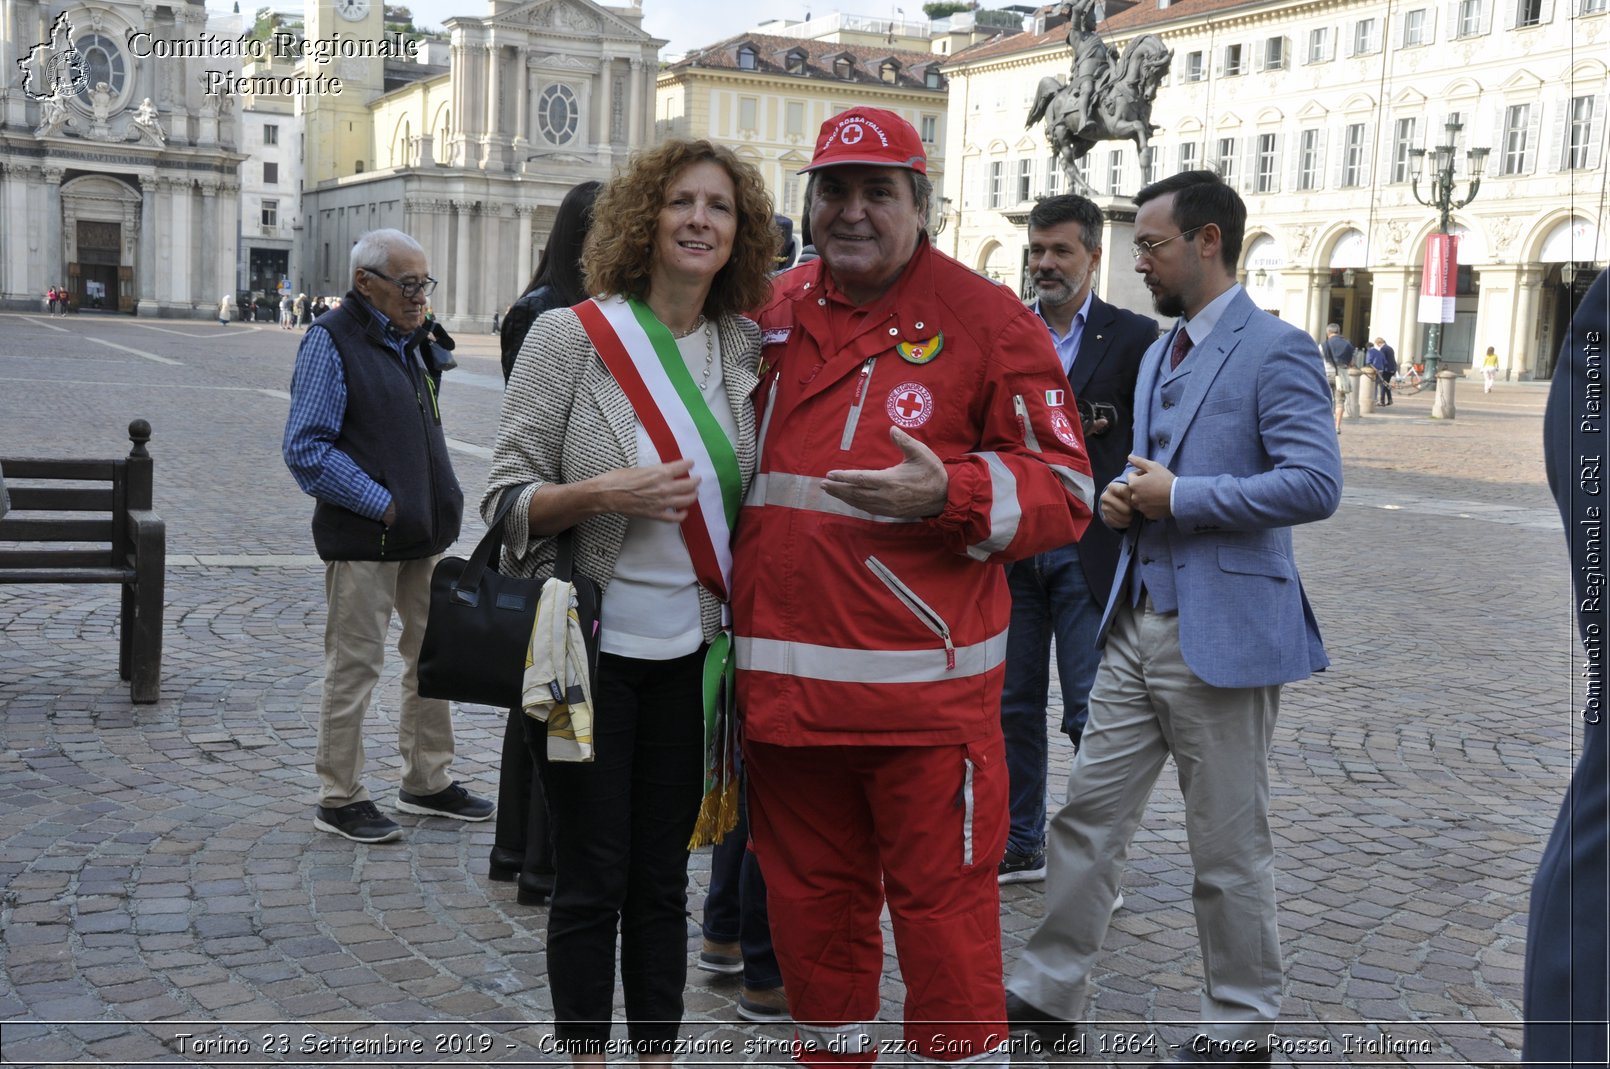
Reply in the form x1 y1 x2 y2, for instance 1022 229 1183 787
801 107 927 175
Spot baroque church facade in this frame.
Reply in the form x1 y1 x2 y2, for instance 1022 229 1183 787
0 0 244 315
292 0 661 332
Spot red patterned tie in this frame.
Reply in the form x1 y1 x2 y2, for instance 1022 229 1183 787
1169 327 1194 370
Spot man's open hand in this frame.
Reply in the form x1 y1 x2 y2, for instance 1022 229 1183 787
823 427 949 519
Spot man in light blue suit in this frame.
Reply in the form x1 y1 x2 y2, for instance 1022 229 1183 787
1005 170 1342 1067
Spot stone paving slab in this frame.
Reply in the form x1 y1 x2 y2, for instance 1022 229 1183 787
0 313 1583 1066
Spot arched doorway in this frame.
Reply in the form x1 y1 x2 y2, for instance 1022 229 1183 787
1325 228 1371 348
1536 216 1604 379
60 173 141 313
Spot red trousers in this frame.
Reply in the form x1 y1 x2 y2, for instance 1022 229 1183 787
745 738 1010 1066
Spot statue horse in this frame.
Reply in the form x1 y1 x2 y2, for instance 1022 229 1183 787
1027 33 1174 192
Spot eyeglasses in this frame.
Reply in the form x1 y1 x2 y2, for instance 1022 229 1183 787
1130 225 1207 261
363 269 438 299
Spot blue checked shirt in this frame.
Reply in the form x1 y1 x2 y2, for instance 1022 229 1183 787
282 307 413 521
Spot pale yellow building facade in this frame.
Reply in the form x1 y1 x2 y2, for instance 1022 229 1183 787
941 0 1607 378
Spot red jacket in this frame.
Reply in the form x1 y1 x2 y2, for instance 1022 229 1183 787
733 239 1094 746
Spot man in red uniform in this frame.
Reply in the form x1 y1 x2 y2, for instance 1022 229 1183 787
732 107 1095 1067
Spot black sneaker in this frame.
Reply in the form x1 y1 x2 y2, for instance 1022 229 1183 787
998 848 1047 884
315 801 402 843
1005 991 1078 1045
396 782 495 822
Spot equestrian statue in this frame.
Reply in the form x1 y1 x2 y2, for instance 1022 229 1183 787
1027 0 1174 193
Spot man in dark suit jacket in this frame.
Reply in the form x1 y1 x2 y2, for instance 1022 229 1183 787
1006 171 1341 1066
998 194 1157 884
1525 266 1608 1068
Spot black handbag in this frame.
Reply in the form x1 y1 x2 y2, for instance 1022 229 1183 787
419 487 601 709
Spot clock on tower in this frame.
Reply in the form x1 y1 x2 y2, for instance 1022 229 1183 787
335 0 370 19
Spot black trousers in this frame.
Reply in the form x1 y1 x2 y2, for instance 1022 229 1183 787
538 647 706 1053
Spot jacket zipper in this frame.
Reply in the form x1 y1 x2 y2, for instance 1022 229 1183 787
864 555 956 670
840 357 878 451
1013 394 1042 453
756 371 781 461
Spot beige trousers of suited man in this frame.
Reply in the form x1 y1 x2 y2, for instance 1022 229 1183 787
315 557 455 807
1007 599 1283 1044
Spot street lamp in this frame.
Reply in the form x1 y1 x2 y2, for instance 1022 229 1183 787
1409 119 1490 381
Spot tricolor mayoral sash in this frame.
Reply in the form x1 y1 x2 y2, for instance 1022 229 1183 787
572 295 742 607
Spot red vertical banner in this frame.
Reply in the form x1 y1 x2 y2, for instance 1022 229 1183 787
1418 233 1460 323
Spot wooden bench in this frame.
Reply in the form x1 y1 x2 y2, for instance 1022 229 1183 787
0 420 166 702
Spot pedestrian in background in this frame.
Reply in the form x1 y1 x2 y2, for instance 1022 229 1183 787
282 228 493 845
1322 322 1352 432
998 193 1155 886
1366 339 1394 406
486 177 600 909
1483 346 1500 392
481 140 773 1059
219 293 235 325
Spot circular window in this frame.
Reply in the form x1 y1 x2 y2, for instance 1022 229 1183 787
537 83 578 145
73 34 127 105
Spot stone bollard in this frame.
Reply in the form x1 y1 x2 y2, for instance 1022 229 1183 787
1345 368 1364 420
1359 368 1377 415
1431 368 1459 420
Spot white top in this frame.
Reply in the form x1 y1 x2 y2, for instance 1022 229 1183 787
599 323 737 660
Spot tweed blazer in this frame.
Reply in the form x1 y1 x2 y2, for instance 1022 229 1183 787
481 303 761 644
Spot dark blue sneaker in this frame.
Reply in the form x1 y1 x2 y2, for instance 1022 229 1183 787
315 801 402 843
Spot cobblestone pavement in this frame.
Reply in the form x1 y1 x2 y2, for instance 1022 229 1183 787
0 312 1581 1067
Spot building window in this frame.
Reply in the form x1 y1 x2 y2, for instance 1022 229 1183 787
1215 137 1237 183
1565 95 1598 169
264 123 280 145
880 60 900 84
1306 26 1331 62
261 199 277 227
925 68 942 89
1298 128 1322 189
784 174 801 215
1108 149 1124 194
1263 36 1286 69
73 33 127 104
989 161 1003 208
1179 141 1198 172
263 161 278 184
1352 18 1378 53
1515 0 1544 24
1341 123 1367 185
920 115 937 144
786 100 805 136
737 45 757 69
1457 0 1483 35
786 49 807 74
1403 8 1428 44
1223 44 1244 75
1584 0 1607 14
1185 51 1205 81
1145 148 1161 184
1046 155 1062 195
537 83 579 145
1502 102 1532 173
1017 159 1033 202
833 56 854 79
1255 133 1278 192
1391 117 1419 181
738 97 758 132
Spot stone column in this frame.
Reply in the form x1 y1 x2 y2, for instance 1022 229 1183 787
516 206 534 290
483 43 503 169
42 166 63 296
1510 266 1544 380
1300 269 1329 340
218 180 240 298
513 54 530 152
137 174 158 314
199 178 219 311
454 200 474 326
596 55 613 153
432 200 451 286
628 57 644 145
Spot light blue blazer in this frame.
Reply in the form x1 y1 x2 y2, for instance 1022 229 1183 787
1099 287 1343 689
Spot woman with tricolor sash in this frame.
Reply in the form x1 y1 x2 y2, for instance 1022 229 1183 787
480 139 777 1062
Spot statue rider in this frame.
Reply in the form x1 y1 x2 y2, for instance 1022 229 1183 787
1057 0 1116 139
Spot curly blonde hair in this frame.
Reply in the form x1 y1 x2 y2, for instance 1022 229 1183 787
583 140 779 319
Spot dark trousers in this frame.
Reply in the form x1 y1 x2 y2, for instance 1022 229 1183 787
702 781 782 989
495 710 554 881
539 648 706 1054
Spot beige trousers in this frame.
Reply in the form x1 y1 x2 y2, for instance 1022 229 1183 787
315 556 454 807
1008 598 1284 1043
